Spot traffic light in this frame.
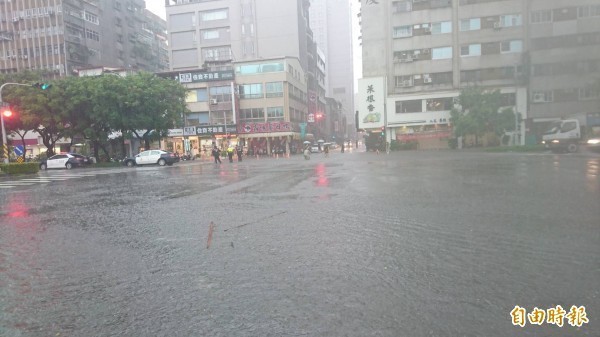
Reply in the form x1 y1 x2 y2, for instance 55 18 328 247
381 127 385 136
32 82 52 90
2 109 12 118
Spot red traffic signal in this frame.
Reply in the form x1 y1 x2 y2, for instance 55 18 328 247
1 109 12 118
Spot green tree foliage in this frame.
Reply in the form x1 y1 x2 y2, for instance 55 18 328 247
450 87 516 146
3 71 187 160
120 72 186 149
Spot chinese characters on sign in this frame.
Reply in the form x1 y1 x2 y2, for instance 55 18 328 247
511 305 588 328
237 122 293 134
358 77 384 129
177 70 235 84
196 125 237 136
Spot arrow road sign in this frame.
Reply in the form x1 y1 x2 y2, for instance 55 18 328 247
14 145 24 156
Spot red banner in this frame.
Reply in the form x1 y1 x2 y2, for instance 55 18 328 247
238 122 293 134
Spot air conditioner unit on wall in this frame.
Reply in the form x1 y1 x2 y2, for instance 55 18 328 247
210 98 218 105
423 77 432 84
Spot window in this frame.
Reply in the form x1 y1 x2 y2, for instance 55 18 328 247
431 21 452 34
84 11 98 24
501 40 522 53
393 25 412 38
426 98 454 111
266 82 284 98
460 44 481 57
185 88 208 103
242 23 254 36
500 14 522 27
392 1 412 13
201 9 227 21
240 108 264 121
239 83 263 99
395 100 422 113
395 75 413 88
209 85 232 103
531 10 552 23
460 18 481 31
267 107 284 120
85 29 99 41
532 91 553 103
579 87 599 100
236 62 284 74
578 5 600 18
202 46 232 61
202 30 219 40
432 47 452 60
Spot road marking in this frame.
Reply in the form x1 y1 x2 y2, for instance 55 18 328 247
0 172 100 189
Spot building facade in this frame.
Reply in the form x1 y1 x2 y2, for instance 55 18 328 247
359 0 600 148
309 0 355 139
164 0 320 152
0 0 168 75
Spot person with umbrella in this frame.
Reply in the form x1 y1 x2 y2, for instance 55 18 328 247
303 141 311 160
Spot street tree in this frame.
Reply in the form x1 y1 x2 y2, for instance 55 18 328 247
1 71 63 157
450 87 516 146
120 72 187 149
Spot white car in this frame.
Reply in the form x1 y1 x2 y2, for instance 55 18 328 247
39 153 90 170
123 150 179 167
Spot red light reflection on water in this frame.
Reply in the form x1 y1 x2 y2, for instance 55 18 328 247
314 163 329 187
5 194 30 218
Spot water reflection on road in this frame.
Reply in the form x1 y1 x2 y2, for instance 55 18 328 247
0 151 598 337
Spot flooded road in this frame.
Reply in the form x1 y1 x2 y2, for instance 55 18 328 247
1 151 599 336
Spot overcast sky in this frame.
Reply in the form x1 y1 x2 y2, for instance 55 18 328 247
146 0 166 19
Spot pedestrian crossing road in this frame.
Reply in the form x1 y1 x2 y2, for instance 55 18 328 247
0 172 101 189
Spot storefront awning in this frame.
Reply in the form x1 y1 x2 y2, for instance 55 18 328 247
10 139 39 146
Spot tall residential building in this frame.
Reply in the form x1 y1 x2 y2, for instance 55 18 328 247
309 0 355 138
0 0 168 75
358 0 600 149
163 0 326 155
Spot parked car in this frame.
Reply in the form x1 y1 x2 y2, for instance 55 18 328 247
310 143 320 153
39 153 91 170
123 150 179 167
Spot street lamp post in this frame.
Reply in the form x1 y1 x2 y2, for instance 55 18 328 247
0 83 34 164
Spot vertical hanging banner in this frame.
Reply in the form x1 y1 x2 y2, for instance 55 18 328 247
358 77 385 129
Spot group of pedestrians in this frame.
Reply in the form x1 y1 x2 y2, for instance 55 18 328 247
212 145 243 164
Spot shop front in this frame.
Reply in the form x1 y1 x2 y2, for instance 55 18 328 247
394 125 452 150
167 125 238 159
237 121 303 155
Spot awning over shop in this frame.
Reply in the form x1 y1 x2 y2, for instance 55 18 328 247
9 139 39 146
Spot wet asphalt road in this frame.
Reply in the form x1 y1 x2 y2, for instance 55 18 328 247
0 149 599 337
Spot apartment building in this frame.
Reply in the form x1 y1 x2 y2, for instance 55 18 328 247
359 0 600 148
164 0 322 153
309 0 355 139
0 0 168 75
